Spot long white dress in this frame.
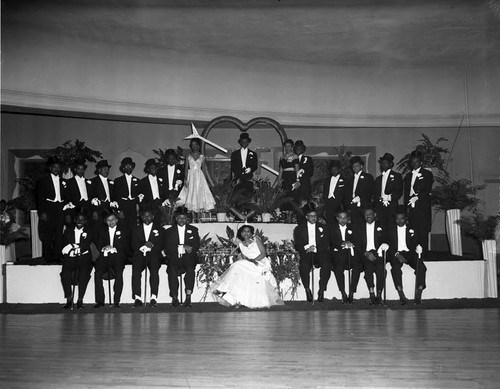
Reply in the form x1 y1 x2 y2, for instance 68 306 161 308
212 239 284 308
177 154 216 212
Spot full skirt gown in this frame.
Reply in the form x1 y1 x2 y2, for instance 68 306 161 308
177 154 216 212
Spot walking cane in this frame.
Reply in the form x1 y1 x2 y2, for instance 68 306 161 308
106 257 112 307
310 251 315 306
382 248 387 306
70 258 78 311
143 254 148 304
415 245 422 301
347 247 352 302
179 254 184 304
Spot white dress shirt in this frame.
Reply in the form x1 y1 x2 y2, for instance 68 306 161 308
75 175 89 201
366 222 376 251
51 173 62 202
108 226 117 247
167 165 175 190
410 167 421 196
143 223 153 242
74 227 84 244
328 175 340 199
178 225 186 245
99 174 111 201
381 170 391 196
352 171 361 198
125 174 133 199
339 225 347 241
306 222 317 252
397 225 409 252
298 154 303 163
240 148 248 168
148 174 160 200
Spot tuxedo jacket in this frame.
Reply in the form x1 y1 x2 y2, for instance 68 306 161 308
348 172 375 208
89 175 115 203
137 175 166 203
323 175 349 210
164 224 200 263
158 164 184 192
357 222 384 253
329 222 361 256
388 225 417 258
297 155 314 184
95 221 129 255
374 170 403 205
403 168 433 205
112 174 140 202
131 223 165 260
293 222 330 260
62 226 94 256
35 174 66 213
64 176 91 208
230 148 258 181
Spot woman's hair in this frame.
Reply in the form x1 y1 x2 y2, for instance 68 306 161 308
236 224 255 241
190 138 202 150
283 138 294 148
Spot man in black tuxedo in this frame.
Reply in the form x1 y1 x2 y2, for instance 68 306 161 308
403 151 433 257
359 208 388 305
294 140 314 205
113 157 139 243
89 159 116 223
60 208 94 309
293 202 331 303
374 153 403 241
164 207 200 307
230 133 258 203
63 160 91 226
94 208 129 308
131 204 166 307
388 209 427 304
158 149 184 207
330 210 363 303
138 158 165 225
323 160 349 228
348 156 374 228
35 156 65 263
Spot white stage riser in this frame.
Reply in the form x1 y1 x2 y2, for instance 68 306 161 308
4 260 493 304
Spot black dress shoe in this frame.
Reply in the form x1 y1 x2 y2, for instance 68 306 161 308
305 288 313 302
414 289 423 305
341 293 348 304
76 299 84 309
369 293 377 305
113 303 121 308
348 293 354 304
63 299 73 309
150 298 158 307
170 298 180 307
94 303 105 308
398 290 408 305
317 290 324 303
183 295 192 308
134 299 144 307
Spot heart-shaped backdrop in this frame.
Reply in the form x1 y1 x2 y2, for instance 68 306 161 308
201 116 288 186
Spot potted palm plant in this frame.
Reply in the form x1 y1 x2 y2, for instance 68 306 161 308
45 139 102 178
432 178 485 256
254 177 280 222
211 179 231 222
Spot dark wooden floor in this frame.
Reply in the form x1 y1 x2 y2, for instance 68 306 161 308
1 309 499 388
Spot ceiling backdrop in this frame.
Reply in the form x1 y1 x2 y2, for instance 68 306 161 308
2 0 500 126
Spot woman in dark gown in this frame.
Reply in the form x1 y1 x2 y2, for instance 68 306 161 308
277 139 299 210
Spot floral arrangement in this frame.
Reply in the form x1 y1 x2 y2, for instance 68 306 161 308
8 176 37 213
456 211 500 241
266 239 301 300
45 139 102 174
0 206 29 246
396 133 449 176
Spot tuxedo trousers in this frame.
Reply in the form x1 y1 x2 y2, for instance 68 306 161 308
408 201 431 256
348 203 365 229
94 253 126 304
39 202 64 262
131 254 162 299
167 254 196 298
332 250 363 293
390 251 427 290
324 197 345 226
298 252 332 292
361 251 385 293
375 200 397 242
60 253 94 300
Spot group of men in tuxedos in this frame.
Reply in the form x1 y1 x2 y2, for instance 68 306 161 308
294 150 431 305
36 154 200 309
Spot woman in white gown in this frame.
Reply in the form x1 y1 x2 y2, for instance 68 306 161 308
178 138 216 213
212 225 284 308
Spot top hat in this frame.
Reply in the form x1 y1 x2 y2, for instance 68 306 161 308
329 159 341 169
174 206 189 217
294 140 306 149
238 133 252 143
350 156 364 166
120 157 136 168
145 158 159 168
95 160 111 170
378 153 394 163
301 202 317 216
46 156 61 166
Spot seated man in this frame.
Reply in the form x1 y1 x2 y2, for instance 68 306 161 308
94 208 129 308
60 208 94 309
164 207 200 308
330 210 363 304
388 209 427 305
131 204 166 307
359 208 388 305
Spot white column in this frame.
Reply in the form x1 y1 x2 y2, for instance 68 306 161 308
482 239 498 298
446 209 463 256
30 210 43 258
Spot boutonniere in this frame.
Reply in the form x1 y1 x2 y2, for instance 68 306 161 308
347 230 352 235
377 227 382 232
116 231 121 236
339 179 343 182
109 180 114 185
62 181 67 187
409 229 415 235
187 229 192 234
158 177 163 182
133 178 137 182
87 180 92 185
360 175 364 179
417 173 422 178
390 174 394 178
318 227 323 232
176 169 181 174
303 156 307 163
153 229 159 237
81 232 87 239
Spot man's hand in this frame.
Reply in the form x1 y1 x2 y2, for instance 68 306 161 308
306 245 316 253
365 251 377 262
184 244 193 254
145 241 154 249
396 253 407 264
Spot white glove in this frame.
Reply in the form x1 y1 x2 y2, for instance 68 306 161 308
408 196 418 208
139 245 151 256
138 193 145 203
381 194 391 207
63 202 76 211
349 247 355 257
174 180 183 190
102 246 117 257
351 196 361 207
377 243 389 257
177 245 186 256
292 181 300 191
297 169 305 179
91 198 101 206
416 244 423 256
62 244 75 255
110 201 119 208
161 199 171 207
244 167 251 174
